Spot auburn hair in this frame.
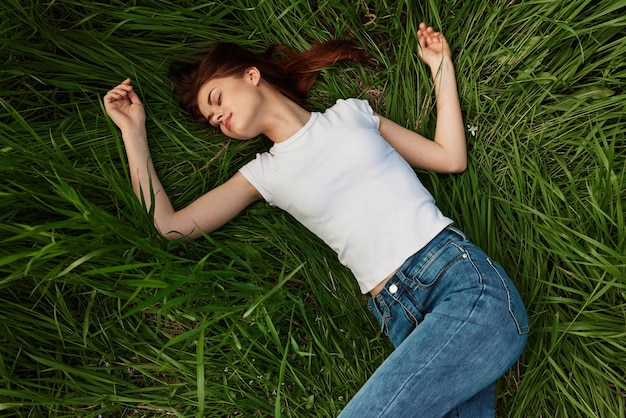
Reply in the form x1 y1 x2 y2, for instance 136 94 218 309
169 40 374 127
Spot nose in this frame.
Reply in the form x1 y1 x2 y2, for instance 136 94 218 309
211 112 223 127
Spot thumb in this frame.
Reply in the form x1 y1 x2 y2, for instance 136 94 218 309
417 39 426 59
127 88 143 105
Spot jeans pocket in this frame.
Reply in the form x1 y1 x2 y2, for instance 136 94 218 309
487 258 530 335
411 242 485 292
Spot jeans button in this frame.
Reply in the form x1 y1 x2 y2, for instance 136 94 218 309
389 284 398 294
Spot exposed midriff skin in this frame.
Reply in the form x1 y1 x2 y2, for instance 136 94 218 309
370 270 397 296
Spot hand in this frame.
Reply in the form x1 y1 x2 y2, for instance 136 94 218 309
103 78 146 134
417 23 452 72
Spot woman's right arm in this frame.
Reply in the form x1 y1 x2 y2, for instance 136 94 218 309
103 78 261 240
377 24 467 174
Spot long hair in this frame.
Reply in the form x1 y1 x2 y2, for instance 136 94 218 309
169 40 375 127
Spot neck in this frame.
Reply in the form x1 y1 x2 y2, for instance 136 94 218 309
258 84 311 143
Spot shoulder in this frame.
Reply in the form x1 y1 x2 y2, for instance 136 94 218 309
329 98 373 114
325 98 379 129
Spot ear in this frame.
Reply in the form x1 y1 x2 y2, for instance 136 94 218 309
244 67 261 86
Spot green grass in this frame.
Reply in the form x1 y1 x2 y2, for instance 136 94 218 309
1 0 624 416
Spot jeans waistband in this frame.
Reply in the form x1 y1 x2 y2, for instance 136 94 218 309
372 226 469 300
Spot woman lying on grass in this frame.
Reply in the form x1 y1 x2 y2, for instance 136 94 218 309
104 23 528 417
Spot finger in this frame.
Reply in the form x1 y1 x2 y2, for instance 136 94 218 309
418 23 427 37
108 83 134 99
426 27 441 44
113 84 133 95
104 92 130 107
107 79 133 95
105 90 126 102
417 23 428 38
104 90 120 102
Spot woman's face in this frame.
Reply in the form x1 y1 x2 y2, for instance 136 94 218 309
197 68 264 140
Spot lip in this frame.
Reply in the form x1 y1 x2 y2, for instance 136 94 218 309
224 114 232 131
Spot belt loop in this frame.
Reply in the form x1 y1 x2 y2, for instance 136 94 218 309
373 292 390 319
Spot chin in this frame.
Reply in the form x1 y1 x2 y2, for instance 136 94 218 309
227 133 254 141
226 130 259 141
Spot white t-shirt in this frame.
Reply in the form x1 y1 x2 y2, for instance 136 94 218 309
239 99 452 293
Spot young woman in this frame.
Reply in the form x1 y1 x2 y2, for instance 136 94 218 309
104 23 528 417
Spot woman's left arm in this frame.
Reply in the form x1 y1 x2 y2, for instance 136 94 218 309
377 23 466 174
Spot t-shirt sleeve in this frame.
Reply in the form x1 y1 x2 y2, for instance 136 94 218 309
341 98 380 130
239 155 273 204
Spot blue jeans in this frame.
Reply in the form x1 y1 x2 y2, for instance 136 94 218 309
339 227 529 418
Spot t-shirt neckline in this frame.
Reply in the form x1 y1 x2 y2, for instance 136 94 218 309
270 112 319 153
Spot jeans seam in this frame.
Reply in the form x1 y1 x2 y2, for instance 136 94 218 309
487 257 529 335
464 249 485 287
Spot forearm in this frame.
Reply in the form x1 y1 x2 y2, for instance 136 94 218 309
429 57 467 171
430 57 467 171
121 128 176 234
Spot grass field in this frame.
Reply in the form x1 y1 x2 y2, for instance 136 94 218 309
1 0 625 416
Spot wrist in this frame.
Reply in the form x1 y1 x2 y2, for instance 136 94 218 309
121 125 147 141
429 56 454 76
121 128 149 154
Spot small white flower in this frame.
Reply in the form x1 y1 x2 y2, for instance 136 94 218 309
467 125 478 137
